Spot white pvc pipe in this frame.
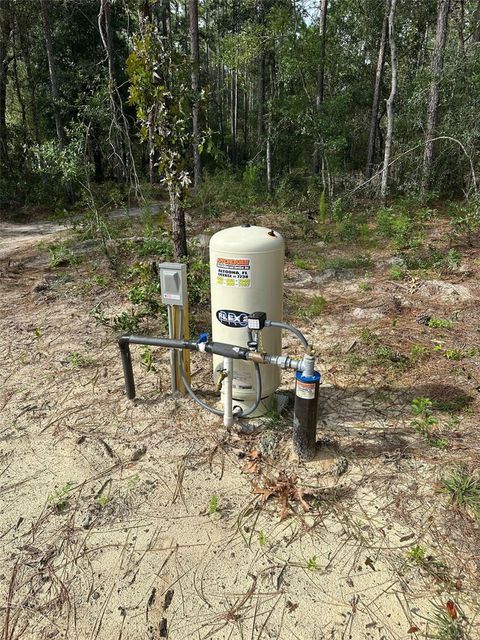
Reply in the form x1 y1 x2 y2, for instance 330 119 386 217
223 357 234 427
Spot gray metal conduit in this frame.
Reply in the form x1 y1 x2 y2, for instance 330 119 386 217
265 320 309 350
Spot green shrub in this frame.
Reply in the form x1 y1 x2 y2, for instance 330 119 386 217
389 264 406 280
188 255 210 306
448 200 480 237
48 243 78 268
305 295 327 318
376 207 420 249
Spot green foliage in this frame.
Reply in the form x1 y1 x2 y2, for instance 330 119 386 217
305 295 327 318
137 229 173 258
48 482 73 512
402 247 461 274
208 495 219 515
111 310 142 333
67 351 93 368
293 256 310 269
411 396 433 416
127 24 196 201
406 544 426 565
427 601 466 640
258 530 267 547
188 255 210 306
443 347 477 361
389 264 406 280
410 397 447 448
442 468 480 522
189 170 262 214
140 346 156 373
306 556 318 571
448 200 480 238
96 493 109 508
428 318 453 329
319 254 373 271
318 190 327 223
48 243 78 268
376 207 422 249
335 214 369 244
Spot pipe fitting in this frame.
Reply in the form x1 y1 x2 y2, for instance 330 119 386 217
301 353 315 378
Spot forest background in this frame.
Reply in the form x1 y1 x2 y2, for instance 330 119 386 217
1 0 479 257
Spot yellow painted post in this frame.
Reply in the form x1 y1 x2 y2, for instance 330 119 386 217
172 302 190 395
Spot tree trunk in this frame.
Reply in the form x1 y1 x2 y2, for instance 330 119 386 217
314 0 328 175
421 0 450 197
243 81 248 155
170 191 188 258
0 0 11 167
458 0 465 55
18 20 40 144
380 0 397 199
11 23 27 144
190 0 201 191
257 51 265 149
266 119 272 195
231 68 238 170
99 0 124 183
473 0 480 43
366 0 390 180
40 0 66 148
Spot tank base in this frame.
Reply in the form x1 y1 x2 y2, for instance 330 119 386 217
222 393 275 418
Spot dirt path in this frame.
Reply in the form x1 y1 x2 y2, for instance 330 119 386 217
0 203 164 260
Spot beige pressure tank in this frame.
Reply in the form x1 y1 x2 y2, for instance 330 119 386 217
209 224 284 415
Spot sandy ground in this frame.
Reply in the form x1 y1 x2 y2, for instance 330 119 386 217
0 214 479 639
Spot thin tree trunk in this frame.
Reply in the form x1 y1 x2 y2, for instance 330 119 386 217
190 0 201 191
243 81 248 156
40 0 66 148
11 23 26 144
231 68 238 170
257 51 265 149
170 191 188 258
266 119 272 195
458 0 465 55
99 0 124 183
314 0 327 174
366 0 390 180
380 0 397 199
473 0 480 42
18 18 40 144
421 0 450 197
0 0 11 167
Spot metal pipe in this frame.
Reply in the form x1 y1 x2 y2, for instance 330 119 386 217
265 320 309 350
223 357 234 427
167 305 177 393
125 335 198 350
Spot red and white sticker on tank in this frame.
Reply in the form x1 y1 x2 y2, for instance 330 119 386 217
216 257 251 288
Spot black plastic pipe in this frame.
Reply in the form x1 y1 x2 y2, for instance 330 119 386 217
118 338 136 400
293 371 321 461
117 335 250 400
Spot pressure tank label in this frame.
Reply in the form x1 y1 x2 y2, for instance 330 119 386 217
216 309 249 328
216 257 251 288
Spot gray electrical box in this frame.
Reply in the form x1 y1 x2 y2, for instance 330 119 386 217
159 262 187 306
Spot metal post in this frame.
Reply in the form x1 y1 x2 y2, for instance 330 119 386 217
223 357 234 427
167 305 177 394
